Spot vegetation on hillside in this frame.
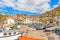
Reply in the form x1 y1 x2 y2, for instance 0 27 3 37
39 6 60 24
0 6 60 24
0 14 9 24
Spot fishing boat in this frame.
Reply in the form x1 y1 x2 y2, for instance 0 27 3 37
0 27 23 40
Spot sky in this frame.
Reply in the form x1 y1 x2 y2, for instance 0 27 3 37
0 0 60 15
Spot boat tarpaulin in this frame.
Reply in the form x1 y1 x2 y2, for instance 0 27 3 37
18 36 45 40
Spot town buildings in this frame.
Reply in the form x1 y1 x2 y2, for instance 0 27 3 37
57 16 60 27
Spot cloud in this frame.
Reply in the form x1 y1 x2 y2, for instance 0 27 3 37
0 0 51 13
53 5 59 8
59 0 60 4
53 0 60 9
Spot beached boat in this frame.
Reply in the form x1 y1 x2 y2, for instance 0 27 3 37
18 36 46 40
0 30 23 40
0 27 23 40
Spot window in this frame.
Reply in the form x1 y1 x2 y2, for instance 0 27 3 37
4 33 7 36
14 32 16 34
0 30 2 32
9 33 11 35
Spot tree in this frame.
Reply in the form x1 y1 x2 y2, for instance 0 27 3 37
10 25 17 30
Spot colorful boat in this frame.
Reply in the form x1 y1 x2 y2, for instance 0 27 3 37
0 30 23 40
18 36 46 40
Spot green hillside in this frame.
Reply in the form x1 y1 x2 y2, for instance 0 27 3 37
39 6 60 24
42 6 60 17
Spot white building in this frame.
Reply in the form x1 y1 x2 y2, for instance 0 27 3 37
7 18 15 24
58 16 60 21
4 18 15 24
17 25 21 29
57 16 60 27
25 18 32 24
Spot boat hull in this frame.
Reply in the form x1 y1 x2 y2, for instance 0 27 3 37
0 34 21 40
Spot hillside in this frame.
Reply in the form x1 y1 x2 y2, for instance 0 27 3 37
42 6 60 17
0 6 60 24
39 6 60 23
